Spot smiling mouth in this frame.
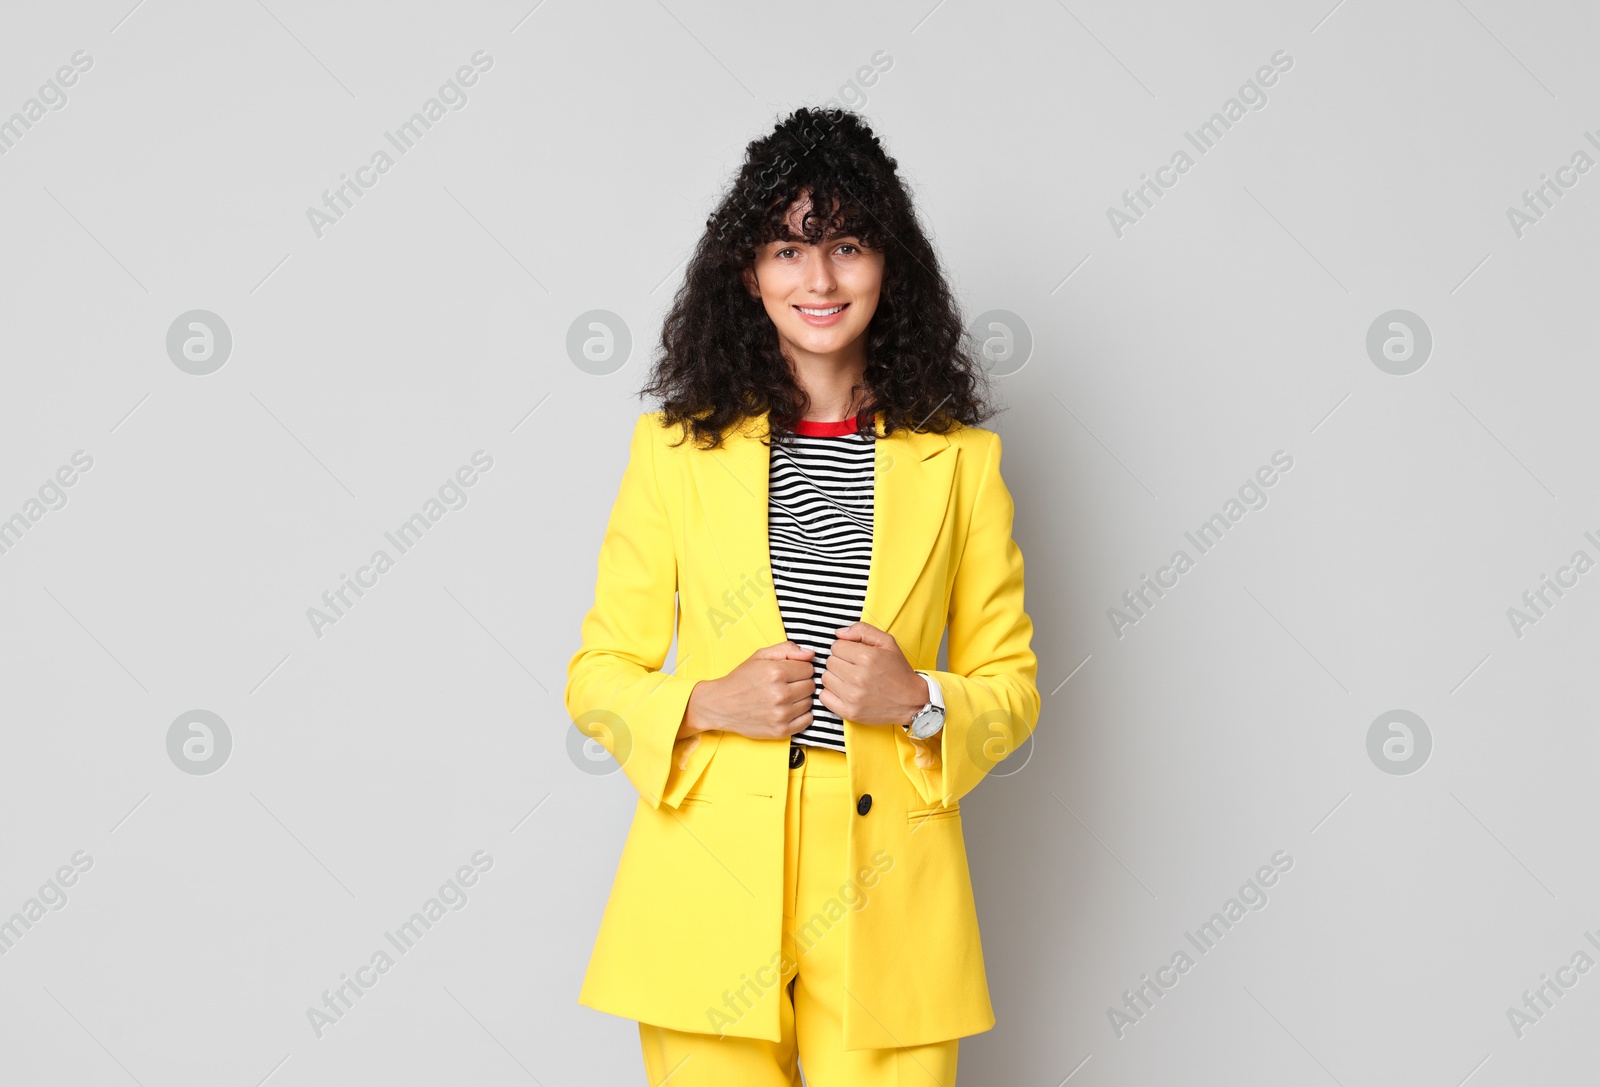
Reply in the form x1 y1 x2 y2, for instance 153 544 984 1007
795 304 847 316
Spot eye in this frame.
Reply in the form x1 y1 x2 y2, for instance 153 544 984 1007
776 247 799 259
836 242 862 255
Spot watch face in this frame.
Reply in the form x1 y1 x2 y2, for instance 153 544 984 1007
910 707 944 739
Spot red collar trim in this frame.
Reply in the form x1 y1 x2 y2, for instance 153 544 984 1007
793 413 868 437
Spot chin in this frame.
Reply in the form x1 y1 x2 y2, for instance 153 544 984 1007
791 326 863 351
799 337 854 355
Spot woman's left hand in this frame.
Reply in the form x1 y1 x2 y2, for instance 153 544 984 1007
818 621 929 728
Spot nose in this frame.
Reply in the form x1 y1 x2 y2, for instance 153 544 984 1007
805 252 837 293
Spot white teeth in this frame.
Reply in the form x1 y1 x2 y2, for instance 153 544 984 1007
798 305 844 316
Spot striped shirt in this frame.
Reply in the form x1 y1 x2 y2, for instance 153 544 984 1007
769 414 876 752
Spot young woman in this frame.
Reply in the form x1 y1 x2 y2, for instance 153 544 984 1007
566 106 1040 1087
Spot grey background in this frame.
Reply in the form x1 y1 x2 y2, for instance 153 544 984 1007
1 0 1596 1084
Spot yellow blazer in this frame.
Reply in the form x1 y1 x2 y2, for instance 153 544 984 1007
565 407 1040 1050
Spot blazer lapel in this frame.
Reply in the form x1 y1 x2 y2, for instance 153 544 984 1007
687 409 956 655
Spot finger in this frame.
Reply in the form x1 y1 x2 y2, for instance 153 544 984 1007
823 641 861 668
834 622 890 647
787 675 819 704
821 651 861 680
817 672 853 701
755 640 815 660
816 685 847 718
782 674 817 699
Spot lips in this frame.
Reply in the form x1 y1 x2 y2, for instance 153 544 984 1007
794 302 849 327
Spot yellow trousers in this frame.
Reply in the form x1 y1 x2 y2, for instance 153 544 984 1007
638 743 960 1086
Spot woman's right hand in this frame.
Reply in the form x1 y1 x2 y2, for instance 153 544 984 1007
679 641 816 740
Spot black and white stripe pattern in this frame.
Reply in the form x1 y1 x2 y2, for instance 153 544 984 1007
768 430 875 752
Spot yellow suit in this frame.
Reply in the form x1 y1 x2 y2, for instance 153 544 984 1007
566 408 1040 1051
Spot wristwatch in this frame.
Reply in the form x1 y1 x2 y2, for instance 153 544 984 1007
904 671 946 740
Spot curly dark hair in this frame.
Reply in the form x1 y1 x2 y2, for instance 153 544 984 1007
639 106 999 450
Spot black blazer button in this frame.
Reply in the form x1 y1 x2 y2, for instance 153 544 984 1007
856 794 872 816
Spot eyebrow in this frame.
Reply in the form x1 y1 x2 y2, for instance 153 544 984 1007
772 230 860 244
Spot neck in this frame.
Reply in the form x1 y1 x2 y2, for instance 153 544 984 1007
786 351 867 422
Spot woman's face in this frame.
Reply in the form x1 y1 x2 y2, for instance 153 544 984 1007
742 196 885 367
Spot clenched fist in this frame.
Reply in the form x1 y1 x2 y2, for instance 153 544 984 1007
818 621 928 728
679 640 817 740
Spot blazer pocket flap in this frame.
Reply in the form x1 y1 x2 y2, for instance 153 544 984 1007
906 803 961 824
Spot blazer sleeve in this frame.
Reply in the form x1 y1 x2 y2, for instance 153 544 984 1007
564 412 719 811
896 429 1041 808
